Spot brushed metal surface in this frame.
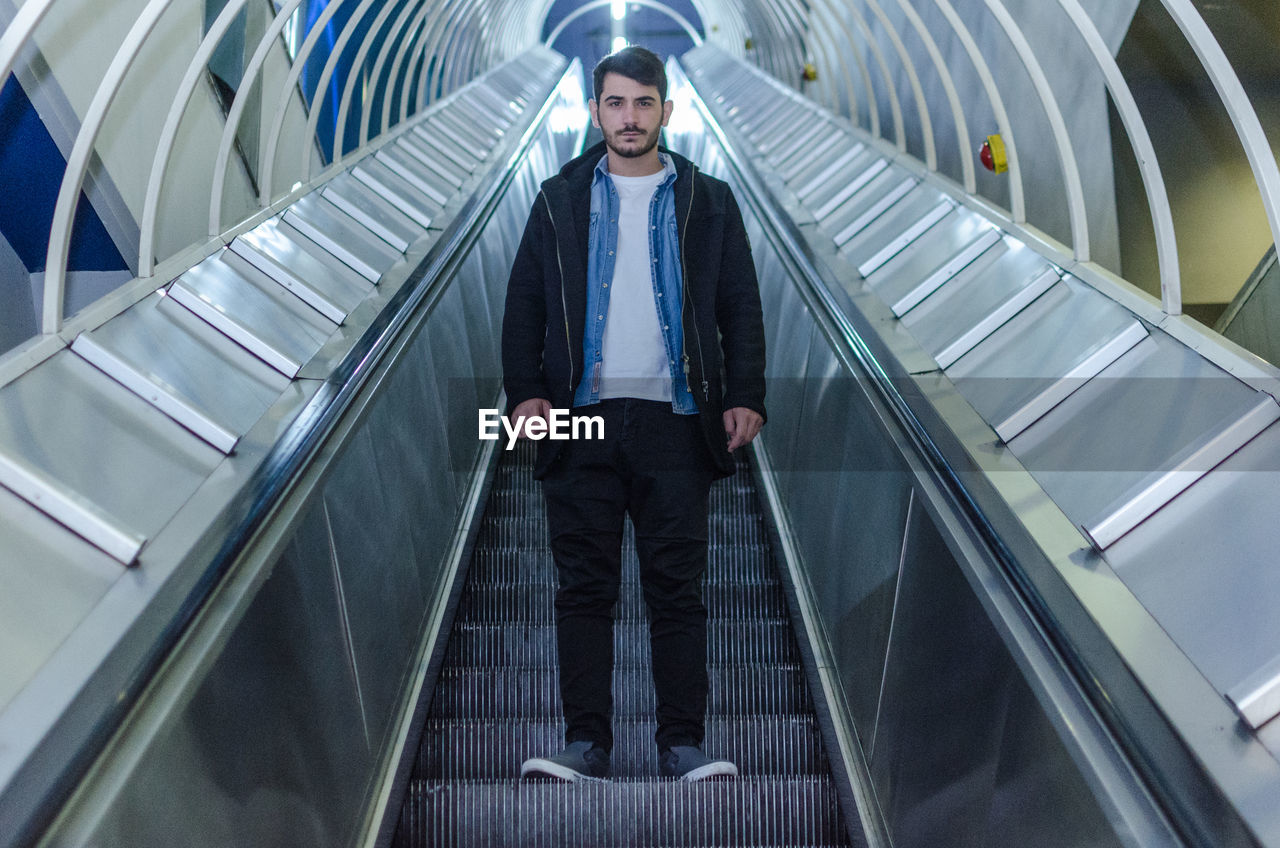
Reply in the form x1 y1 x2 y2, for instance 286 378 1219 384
857 201 953 279
0 446 147 565
284 194 403 283
82 502 376 848
362 338 458 594
352 159 441 229
765 120 835 168
174 251 336 377
71 334 238 454
408 124 478 174
865 212 999 316
0 351 222 540
829 175 916 247
396 133 470 189
1009 328 1268 535
1105 419 1280 724
433 108 495 152
791 332 912 746
871 503 1121 847
837 187 947 274
321 173 427 252
945 276 1144 443
230 219 374 322
812 158 889 222
1230 653 1280 730
793 142 868 202
0 485 119 711
82 292 289 439
376 146 453 206
778 127 846 183
899 241 1058 370
322 428 423 757
426 112 489 155
1084 394 1279 549
429 284 481 503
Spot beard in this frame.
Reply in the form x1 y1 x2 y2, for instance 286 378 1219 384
603 123 661 158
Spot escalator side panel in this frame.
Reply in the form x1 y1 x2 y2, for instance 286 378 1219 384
871 499 1120 848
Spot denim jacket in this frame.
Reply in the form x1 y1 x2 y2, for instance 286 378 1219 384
571 153 697 414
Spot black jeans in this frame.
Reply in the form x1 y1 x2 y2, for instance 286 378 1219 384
541 398 716 755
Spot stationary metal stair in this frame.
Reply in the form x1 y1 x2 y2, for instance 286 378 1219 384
392 441 854 847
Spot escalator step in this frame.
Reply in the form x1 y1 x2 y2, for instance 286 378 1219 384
428 664 813 719
474 513 767 550
391 439 853 846
466 544 777 585
396 777 847 848
454 582 789 623
414 716 830 779
443 620 799 667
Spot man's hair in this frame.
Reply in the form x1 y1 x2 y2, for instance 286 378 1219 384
592 46 667 103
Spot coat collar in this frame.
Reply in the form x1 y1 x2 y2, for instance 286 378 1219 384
542 140 697 266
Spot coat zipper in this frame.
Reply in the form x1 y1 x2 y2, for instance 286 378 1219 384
542 192 574 396
680 165 710 401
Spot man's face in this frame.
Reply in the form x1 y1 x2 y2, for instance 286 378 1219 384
589 72 673 160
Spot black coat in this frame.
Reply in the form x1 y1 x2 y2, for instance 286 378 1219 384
501 141 766 478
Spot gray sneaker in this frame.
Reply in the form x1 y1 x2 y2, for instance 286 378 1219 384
658 746 739 782
520 741 609 781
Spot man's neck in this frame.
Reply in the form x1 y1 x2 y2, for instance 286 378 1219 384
607 148 663 177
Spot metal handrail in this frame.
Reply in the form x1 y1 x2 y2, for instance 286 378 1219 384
139 0 260 277
331 0 408 168
834 0 906 152
981 0 1090 261
209 0 309 235
928 0 1026 222
544 0 704 48
809 0 859 124
673 51 1250 846
1054 0 1181 313
887 0 974 192
42 0 179 333
1157 0 1280 310
812 0 879 139
857 0 937 171
358 0 426 148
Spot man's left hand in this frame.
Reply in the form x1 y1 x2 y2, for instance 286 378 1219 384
723 407 764 452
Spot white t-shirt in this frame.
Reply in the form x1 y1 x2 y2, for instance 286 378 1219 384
598 169 672 402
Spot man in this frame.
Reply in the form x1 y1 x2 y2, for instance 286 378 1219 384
501 46 766 783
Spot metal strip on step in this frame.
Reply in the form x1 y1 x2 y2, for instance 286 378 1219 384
1083 394 1280 549
813 160 889 222
0 449 146 565
890 228 1004 317
71 334 239 453
994 320 1149 442
934 268 1060 369
857 201 953 278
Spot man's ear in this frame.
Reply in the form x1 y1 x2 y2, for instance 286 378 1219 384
661 99 673 127
588 99 601 129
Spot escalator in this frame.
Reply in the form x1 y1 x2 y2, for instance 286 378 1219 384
12 36 1280 848
392 442 854 847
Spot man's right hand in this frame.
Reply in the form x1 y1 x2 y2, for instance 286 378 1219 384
511 398 552 439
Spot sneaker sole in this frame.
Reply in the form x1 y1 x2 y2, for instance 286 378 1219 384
520 758 607 782
678 761 739 782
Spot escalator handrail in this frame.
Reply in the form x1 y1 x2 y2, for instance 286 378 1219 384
673 56 1255 848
